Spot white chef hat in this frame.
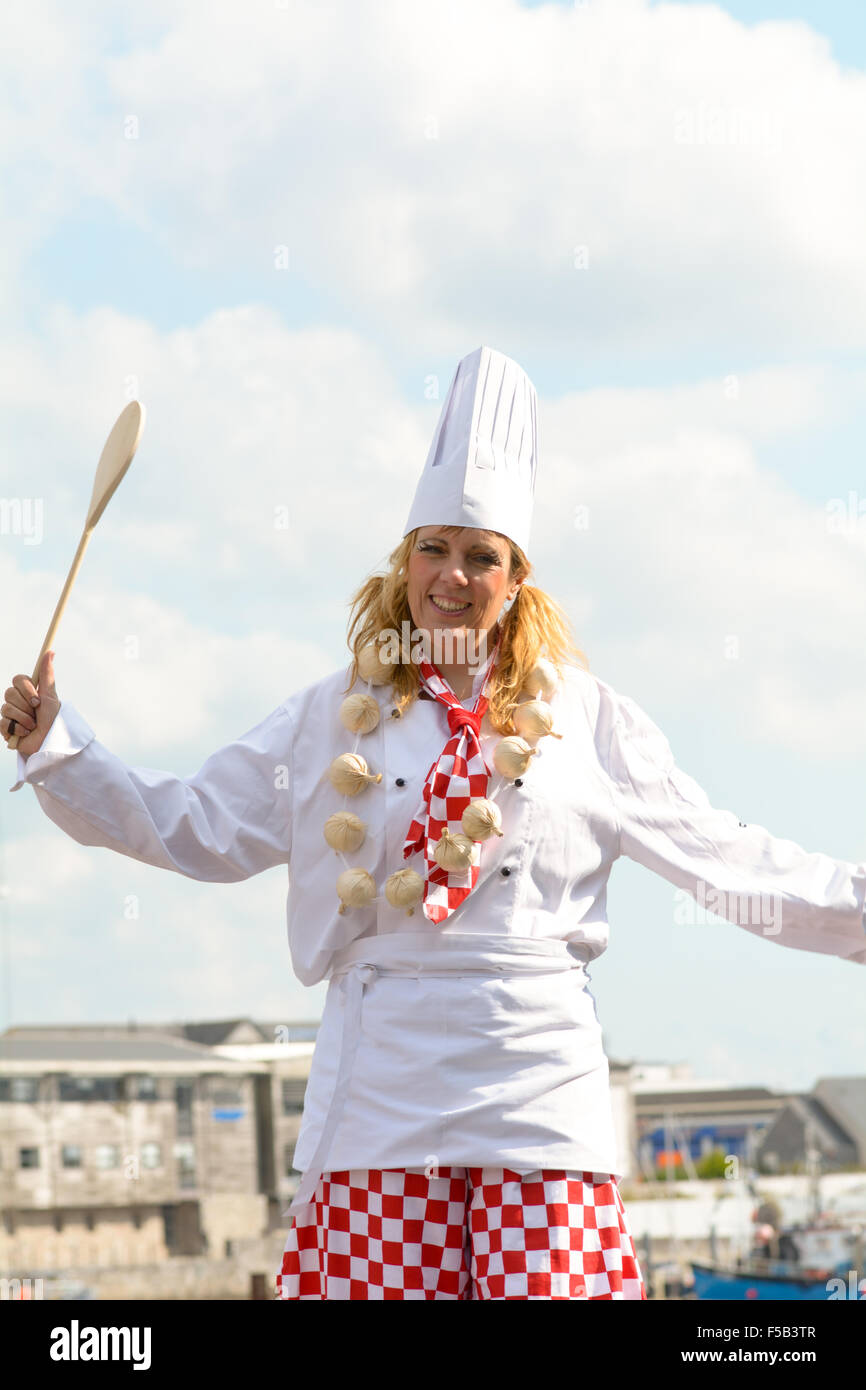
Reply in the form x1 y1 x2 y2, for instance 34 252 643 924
402 345 539 555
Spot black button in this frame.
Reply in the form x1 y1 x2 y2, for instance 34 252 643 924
395 778 405 787
514 779 523 788
391 708 400 718
500 866 511 876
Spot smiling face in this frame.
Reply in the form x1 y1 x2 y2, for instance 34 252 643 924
405 525 522 657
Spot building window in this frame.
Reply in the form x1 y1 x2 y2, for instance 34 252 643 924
211 1081 243 1106
19 1147 40 1169
62 1145 83 1168
162 1204 176 1251
284 1143 301 1177
175 1080 194 1137
131 1208 144 1229
135 1076 158 1101
174 1141 197 1190
141 1142 162 1170
85 1210 96 1231
58 1076 122 1102
281 1079 306 1115
94 1145 120 1170
0 1077 39 1102
53 1210 64 1233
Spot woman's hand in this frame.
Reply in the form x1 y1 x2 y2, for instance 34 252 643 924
2 651 60 757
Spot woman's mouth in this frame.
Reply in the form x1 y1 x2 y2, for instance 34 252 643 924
429 595 472 614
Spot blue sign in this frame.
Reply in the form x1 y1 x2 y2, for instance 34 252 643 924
211 1108 245 1122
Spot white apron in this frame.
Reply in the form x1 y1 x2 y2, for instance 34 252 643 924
283 930 615 1221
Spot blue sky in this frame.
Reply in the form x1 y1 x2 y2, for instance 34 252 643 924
529 0 866 63
1 0 865 1092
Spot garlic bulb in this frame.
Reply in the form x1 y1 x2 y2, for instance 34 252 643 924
339 693 380 735
357 641 395 686
522 657 558 702
513 698 562 742
336 867 377 914
323 811 367 853
493 736 538 779
384 868 425 915
433 829 476 872
461 798 504 841
328 752 382 796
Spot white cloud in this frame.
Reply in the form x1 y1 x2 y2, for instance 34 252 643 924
1 831 96 914
536 382 866 756
3 0 862 355
0 306 425 579
0 543 335 763
2 830 328 1020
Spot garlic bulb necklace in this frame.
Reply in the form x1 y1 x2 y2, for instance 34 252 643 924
324 646 563 917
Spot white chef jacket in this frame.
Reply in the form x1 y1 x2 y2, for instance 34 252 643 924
10 660 866 1215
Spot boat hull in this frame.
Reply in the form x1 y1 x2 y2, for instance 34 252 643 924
690 1261 833 1301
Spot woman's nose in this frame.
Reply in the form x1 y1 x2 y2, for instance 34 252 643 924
438 559 469 585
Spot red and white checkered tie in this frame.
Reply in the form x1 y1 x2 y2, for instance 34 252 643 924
401 639 500 924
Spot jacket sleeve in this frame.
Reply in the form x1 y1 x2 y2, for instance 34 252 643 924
602 684 866 965
7 699 294 882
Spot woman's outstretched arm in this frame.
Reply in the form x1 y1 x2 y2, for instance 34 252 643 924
9 697 294 883
598 680 866 965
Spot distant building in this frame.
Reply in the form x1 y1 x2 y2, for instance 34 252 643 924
756 1078 866 1173
626 1062 787 1174
626 1063 866 1176
0 1020 316 1270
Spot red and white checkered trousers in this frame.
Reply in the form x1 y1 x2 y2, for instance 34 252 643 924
275 1166 647 1300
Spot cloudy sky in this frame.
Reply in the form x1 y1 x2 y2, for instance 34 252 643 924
2 0 865 1093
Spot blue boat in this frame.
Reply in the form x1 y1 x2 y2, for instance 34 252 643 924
690 1258 849 1301
689 1220 864 1300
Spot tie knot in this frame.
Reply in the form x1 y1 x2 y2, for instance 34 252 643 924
447 705 482 738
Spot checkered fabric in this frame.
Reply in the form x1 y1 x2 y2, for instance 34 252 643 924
275 1167 647 1301
401 641 501 925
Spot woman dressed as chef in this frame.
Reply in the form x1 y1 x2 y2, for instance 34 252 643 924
5 346 866 1301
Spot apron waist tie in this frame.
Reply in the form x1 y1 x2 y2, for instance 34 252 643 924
283 962 377 1221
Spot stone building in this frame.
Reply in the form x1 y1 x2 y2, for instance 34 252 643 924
0 1021 315 1271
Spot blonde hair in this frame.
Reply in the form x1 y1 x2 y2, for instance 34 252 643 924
344 526 589 735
